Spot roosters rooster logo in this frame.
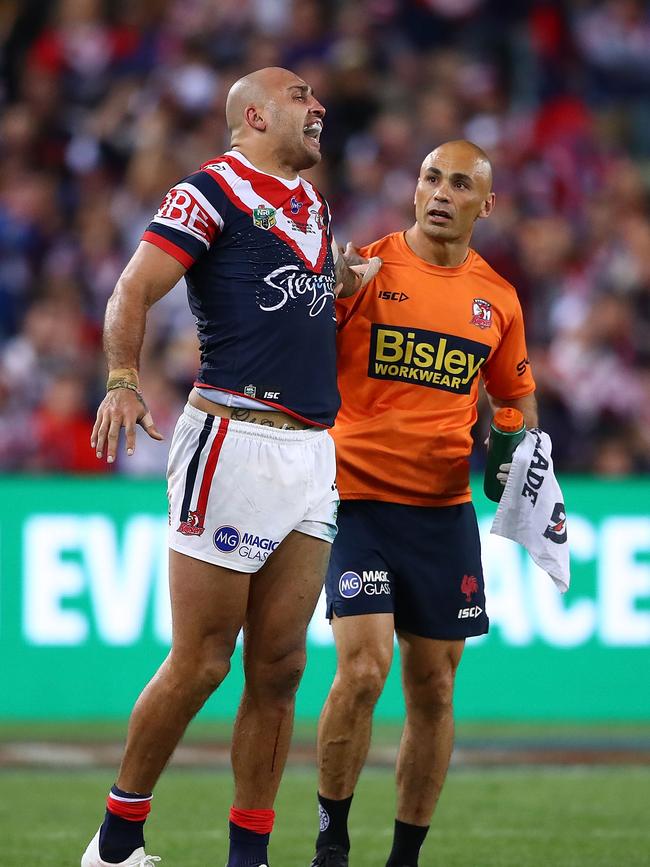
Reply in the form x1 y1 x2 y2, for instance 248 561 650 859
461 574 479 603
470 298 492 329
178 510 205 537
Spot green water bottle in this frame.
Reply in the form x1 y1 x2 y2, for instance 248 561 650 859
483 407 526 503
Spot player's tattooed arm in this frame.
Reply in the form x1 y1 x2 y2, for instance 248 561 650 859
92 241 186 463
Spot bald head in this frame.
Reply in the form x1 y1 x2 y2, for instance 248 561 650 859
410 139 496 256
226 67 307 134
422 140 493 194
223 66 326 175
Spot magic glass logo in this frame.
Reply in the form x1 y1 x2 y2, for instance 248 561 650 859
368 324 490 393
339 571 362 598
213 525 240 552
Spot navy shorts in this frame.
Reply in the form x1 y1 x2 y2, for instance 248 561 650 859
325 500 489 640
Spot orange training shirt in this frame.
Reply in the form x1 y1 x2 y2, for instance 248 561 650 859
333 231 536 506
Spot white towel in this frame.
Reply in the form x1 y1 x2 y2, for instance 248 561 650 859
490 429 570 593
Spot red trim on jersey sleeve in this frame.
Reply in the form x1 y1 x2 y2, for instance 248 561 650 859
193 383 328 428
142 230 195 269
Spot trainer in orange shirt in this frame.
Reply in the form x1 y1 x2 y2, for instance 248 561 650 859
309 141 537 867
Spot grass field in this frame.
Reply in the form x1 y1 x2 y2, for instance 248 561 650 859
3 765 650 867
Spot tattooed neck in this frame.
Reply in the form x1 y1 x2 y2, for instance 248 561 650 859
230 408 298 430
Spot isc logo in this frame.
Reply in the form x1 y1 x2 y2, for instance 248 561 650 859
378 290 409 303
458 606 483 619
213 525 240 553
264 391 280 399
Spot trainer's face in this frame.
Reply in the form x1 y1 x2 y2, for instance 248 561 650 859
264 71 325 171
414 144 494 243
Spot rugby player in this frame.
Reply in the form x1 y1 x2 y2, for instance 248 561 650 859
81 67 377 867
310 141 537 867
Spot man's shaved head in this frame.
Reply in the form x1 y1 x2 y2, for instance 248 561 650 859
421 140 493 193
226 67 308 134
224 67 325 175
408 139 496 261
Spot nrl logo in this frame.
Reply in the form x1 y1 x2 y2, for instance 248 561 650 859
470 298 492 329
253 203 277 231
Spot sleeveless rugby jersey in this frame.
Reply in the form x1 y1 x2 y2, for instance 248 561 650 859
142 150 339 427
333 231 536 506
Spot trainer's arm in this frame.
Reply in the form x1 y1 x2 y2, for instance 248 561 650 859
487 391 538 429
91 241 187 463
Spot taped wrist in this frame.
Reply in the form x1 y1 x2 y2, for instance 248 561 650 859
107 380 142 395
106 367 139 391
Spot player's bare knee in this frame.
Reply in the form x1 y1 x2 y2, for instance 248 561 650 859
246 646 306 707
169 637 233 698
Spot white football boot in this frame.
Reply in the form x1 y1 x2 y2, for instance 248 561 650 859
81 829 161 866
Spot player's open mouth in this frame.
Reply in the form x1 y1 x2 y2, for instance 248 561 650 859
303 121 322 148
428 208 452 222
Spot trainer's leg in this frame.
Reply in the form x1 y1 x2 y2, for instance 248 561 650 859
92 550 249 863
314 613 394 856
386 633 464 867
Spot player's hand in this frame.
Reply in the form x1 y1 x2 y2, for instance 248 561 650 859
335 243 382 298
343 242 382 287
91 388 163 464
342 242 366 267
349 257 382 287
496 462 512 486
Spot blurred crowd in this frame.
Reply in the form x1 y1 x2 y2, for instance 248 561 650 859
1 0 650 476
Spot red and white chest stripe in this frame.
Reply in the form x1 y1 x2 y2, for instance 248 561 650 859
203 159 329 271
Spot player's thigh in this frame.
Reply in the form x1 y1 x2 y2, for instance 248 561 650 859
168 548 250 657
397 631 465 708
243 529 331 661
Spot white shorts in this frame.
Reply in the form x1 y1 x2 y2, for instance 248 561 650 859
167 403 339 572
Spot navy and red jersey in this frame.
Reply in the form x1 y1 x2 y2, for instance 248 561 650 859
142 150 339 427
